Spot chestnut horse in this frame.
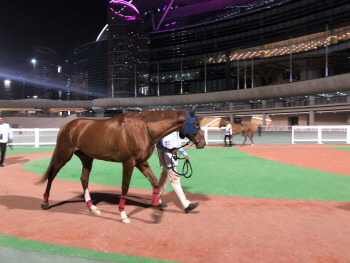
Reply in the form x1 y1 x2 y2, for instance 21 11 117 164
219 119 255 146
39 108 206 223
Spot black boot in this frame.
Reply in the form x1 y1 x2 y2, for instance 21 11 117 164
184 203 199 213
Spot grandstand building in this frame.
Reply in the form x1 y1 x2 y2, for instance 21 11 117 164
144 0 350 126
2 0 350 127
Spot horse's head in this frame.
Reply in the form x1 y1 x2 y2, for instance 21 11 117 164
179 105 206 149
219 119 228 128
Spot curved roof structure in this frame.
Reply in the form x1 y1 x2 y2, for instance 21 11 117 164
2 74 350 111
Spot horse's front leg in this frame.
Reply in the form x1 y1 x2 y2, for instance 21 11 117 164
119 158 135 224
136 161 163 223
242 132 248 146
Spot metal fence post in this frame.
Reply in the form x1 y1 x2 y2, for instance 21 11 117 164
317 127 322 144
204 128 208 145
292 126 295 144
347 126 350 144
35 128 40 148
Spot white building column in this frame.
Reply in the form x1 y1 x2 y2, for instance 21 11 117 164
309 95 315 106
309 110 315 126
347 113 350 125
262 113 267 126
230 114 234 123
92 107 105 117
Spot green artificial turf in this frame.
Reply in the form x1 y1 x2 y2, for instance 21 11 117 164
0 234 178 263
327 147 350 151
22 147 350 202
7 147 55 155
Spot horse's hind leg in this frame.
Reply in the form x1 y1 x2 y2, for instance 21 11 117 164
41 147 74 210
75 151 100 216
242 132 248 146
249 135 254 146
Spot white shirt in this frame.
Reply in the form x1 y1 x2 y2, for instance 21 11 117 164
225 124 232 135
157 132 187 167
0 123 13 143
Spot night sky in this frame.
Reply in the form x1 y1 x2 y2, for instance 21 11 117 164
0 0 110 70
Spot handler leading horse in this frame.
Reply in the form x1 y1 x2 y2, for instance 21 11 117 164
39 108 206 223
219 119 255 146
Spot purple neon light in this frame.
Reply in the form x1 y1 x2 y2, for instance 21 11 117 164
109 0 139 20
151 0 291 34
163 5 167 11
171 22 176 25
109 0 139 14
165 24 170 27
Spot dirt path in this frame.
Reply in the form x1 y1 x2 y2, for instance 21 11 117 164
1 150 350 262
239 144 350 176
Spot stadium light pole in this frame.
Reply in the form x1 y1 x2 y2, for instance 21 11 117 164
4 80 11 89
31 59 37 72
325 24 329 77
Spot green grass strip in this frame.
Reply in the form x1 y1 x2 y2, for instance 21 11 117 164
6 147 55 155
22 148 350 202
0 234 178 263
327 147 350 151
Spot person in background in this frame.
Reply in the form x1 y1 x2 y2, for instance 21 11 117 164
0 116 14 167
258 124 262 136
156 131 199 213
224 122 233 147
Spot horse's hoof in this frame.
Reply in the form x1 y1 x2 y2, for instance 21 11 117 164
90 208 101 216
251 144 254 146
151 214 161 223
151 206 163 223
41 204 49 210
121 217 131 224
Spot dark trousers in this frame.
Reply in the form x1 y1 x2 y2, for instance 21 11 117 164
224 135 232 146
0 143 6 165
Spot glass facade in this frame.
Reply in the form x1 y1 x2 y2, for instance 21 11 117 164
107 0 149 98
69 40 108 100
149 0 350 96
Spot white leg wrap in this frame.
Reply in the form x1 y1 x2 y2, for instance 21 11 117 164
120 211 127 219
85 189 100 212
84 189 91 201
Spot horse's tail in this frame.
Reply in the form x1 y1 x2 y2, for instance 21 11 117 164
37 150 56 185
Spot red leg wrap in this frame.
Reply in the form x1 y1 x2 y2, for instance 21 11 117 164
86 200 93 209
151 189 160 207
118 195 126 212
43 193 49 200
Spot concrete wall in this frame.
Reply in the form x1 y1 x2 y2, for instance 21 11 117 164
2 73 350 110
314 112 348 125
268 115 288 126
5 114 79 128
201 117 222 127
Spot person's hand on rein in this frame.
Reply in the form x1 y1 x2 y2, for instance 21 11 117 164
8 139 12 143
185 156 189 163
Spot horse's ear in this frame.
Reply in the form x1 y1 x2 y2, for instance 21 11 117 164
189 104 197 117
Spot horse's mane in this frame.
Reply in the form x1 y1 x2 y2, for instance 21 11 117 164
123 109 187 122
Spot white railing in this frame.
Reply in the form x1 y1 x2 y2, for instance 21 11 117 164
11 128 60 148
262 126 291 131
10 127 228 147
292 126 350 144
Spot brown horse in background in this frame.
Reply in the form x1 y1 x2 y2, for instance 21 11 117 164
39 108 206 224
219 119 255 146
